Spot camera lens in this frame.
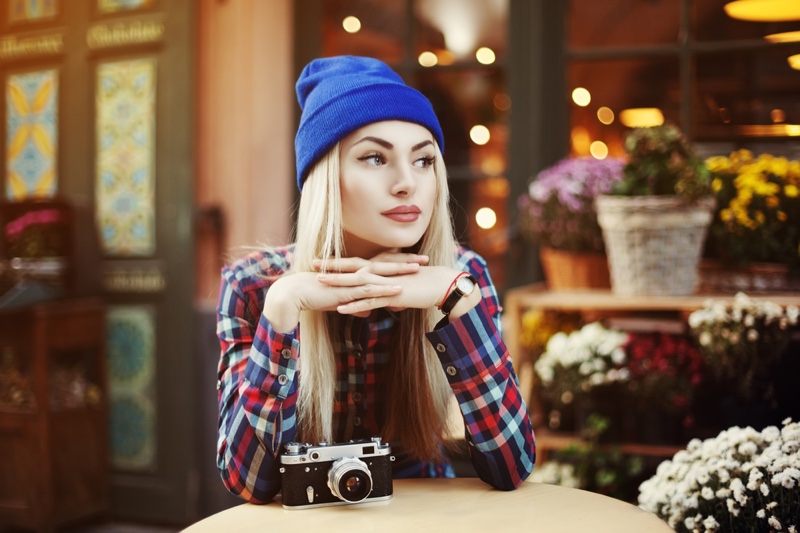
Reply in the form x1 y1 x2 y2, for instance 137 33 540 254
327 458 373 503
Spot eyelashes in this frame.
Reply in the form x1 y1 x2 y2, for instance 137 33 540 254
356 152 436 169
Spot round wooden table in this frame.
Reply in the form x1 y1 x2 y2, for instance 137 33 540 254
182 478 671 532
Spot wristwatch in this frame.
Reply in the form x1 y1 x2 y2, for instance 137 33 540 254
439 274 477 315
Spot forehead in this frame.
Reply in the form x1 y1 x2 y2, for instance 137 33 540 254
343 120 434 147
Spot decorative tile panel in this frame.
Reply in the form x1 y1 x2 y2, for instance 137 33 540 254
106 305 156 471
95 58 156 257
98 0 155 14
5 69 58 200
9 0 58 23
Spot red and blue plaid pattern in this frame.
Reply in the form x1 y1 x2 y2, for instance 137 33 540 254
215 245 536 503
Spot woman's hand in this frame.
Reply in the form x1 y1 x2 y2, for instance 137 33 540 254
263 253 431 333
313 253 474 317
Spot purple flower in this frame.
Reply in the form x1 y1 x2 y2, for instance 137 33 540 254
519 156 625 252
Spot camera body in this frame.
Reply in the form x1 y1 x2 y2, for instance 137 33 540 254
279 437 394 509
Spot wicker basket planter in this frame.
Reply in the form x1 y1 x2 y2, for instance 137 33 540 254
539 247 611 290
596 195 715 296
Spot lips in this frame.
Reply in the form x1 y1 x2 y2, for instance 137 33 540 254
381 205 421 223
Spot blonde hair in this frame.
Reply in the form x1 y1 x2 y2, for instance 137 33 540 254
291 141 458 461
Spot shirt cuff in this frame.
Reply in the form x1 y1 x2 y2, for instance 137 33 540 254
245 314 299 399
425 299 509 389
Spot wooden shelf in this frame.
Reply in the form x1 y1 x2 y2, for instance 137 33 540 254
535 429 684 464
0 298 109 533
502 284 800 461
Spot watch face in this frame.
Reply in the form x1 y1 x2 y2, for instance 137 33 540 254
456 275 475 295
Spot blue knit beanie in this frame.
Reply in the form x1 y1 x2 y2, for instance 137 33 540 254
294 55 445 190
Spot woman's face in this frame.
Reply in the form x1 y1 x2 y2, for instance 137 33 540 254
339 120 438 258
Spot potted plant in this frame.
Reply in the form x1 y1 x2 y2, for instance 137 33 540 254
638 418 800 533
519 308 583 429
687 292 799 407
518 156 624 289
534 322 631 438
623 332 706 444
701 149 800 292
595 124 716 296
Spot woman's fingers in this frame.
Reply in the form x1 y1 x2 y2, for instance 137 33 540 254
316 263 418 285
313 254 428 273
316 283 403 315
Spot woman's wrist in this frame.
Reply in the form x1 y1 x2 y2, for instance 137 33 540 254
437 271 480 319
446 286 480 319
263 277 301 334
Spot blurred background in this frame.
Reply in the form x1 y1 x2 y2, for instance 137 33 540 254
0 0 798 530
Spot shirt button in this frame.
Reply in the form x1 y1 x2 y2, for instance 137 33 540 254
353 417 362 426
277 374 288 385
435 343 446 353
353 349 362 359
352 392 362 402
281 348 292 359
446 366 457 376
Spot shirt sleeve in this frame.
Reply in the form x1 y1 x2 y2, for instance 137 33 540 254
215 264 300 504
425 256 536 490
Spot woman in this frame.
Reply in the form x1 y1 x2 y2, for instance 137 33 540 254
216 55 536 504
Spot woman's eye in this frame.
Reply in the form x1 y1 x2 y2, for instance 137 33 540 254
359 153 385 166
414 155 436 169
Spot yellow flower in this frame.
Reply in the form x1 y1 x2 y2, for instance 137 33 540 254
706 156 731 173
786 184 799 198
720 208 733 223
712 178 723 192
777 211 787 222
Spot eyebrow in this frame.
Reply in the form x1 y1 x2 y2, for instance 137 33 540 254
352 136 434 152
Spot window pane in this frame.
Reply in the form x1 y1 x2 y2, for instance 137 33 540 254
415 67 508 176
568 58 680 158
568 0 679 49
413 0 508 66
322 0 406 64
692 0 800 42
415 67 510 281
693 45 800 140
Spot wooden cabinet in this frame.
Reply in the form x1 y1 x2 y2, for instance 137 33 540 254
503 284 800 461
0 299 109 533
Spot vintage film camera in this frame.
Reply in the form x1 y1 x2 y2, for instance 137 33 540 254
279 437 394 509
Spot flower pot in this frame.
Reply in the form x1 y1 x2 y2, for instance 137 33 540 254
698 259 800 293
538 247 611 290
595 195 715 296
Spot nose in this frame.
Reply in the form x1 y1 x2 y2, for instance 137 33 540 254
390 162 416 197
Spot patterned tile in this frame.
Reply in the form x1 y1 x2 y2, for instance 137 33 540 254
106 305 157 471
9 0 58 22
98 0 156 14
5 69 58 200
95 58 156 257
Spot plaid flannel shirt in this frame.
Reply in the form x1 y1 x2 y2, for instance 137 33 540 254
215 244 536 503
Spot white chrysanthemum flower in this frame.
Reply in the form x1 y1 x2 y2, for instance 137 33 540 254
757 509 766 519
769 516 783 530
703 515 720 531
